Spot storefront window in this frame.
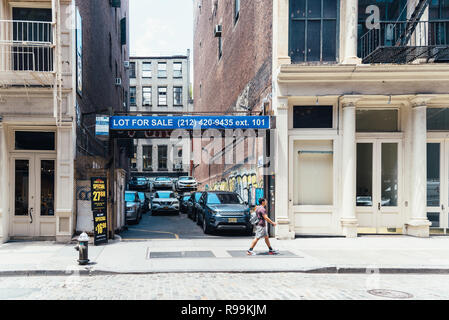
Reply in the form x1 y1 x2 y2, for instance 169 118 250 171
356 110 398 132
428 108 449 131
381 143 398 207
293 140 333 205
15 131 55 151
293 106 333 128
427 143 440 207
357 143 373 207
40 160 55 216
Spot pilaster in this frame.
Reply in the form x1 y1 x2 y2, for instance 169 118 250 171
341 0 362 65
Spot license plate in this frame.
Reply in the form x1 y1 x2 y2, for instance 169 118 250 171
164 206 169 209
228 218 237 223
186 185 192 187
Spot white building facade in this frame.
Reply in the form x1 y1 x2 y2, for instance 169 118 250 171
273 0 449 239
129 53 192 175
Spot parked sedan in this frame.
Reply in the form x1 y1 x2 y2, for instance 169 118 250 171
175 176 198 192
186 192 203 223
137 192 150 213
129 176 149 191
179 194 191 214
196 192 252 235
125 191 142 224
152 177 174 190
151 191 180 215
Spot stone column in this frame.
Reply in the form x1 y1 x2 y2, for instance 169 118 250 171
406 97 432 237
340 97 360 237
342 0 362 64
273 0 291 69
274 97 294 240
0 123 6 244
56 124 74 243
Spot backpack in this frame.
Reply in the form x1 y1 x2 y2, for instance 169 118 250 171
249 207 261 225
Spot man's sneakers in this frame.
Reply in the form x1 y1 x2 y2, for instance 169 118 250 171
247 250 257 256
268 249 279 255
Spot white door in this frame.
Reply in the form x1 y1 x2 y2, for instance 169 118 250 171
10 154 56 239
426 140 449 234
356 139 402 234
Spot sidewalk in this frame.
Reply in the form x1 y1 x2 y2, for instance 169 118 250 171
2 235 449 276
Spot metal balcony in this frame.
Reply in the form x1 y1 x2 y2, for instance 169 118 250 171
0 20 54 85
360 20 449 64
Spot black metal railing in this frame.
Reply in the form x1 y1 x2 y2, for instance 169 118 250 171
360 20 449 63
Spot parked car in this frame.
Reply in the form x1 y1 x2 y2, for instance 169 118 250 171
151 191 180 215
152 177 174 190
179 194 191 214
125 191 142 224
186 192 203 223
175 176 198 192
196 192 252 235
137 192 150 213
129 176 149 191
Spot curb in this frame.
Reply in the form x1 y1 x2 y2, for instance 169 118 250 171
3 266 449 277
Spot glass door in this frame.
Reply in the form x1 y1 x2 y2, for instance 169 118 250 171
426 141 449 234
357 139 402 233
10 154 56 238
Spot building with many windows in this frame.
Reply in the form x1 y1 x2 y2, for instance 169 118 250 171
129 53 193 177
195 0 449 239
0 0 130 243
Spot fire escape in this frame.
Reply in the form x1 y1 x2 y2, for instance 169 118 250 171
361 0 449 64
0 0 64 125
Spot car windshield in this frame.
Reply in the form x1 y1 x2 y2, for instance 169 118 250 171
179 176 193 180
195 193 202 201
125 193 136 202
207 193 243 205
155 192 175 199
137 178 146 181
183 196 190 201
138 193 145 200
156 177 170 181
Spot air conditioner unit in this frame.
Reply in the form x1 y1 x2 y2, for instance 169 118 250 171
214 24 222 38
124 61 130 69
115 78 122 86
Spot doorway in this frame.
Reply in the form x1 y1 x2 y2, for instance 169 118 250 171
427 140 449 234
9 154 56 239
356 139 403 234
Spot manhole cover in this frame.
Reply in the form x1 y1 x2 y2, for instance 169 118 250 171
367 289 413 299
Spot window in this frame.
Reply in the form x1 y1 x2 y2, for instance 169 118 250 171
142 62 152 78
143 145 153 171
293 106 333 128
142 87 152 106
428 108 449 131
158 62 167 78
235 0 240 23
130 87 136 106
158 87 167 106
356 110 399 132
130 62 136 78
15 131 55 150
173 87 183 106
158 145 168 170
289 0 338 63
173 62 182 78
218 37 223 59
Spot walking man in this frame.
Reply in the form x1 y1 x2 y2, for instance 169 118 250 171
247 198 278 256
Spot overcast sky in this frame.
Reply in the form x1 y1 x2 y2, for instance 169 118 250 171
129 0 193 57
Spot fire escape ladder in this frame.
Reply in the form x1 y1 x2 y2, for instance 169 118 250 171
396 0 430 46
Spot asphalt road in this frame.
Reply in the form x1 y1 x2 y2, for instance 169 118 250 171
119 209 253 241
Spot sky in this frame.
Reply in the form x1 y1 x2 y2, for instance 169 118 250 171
129 0 194 57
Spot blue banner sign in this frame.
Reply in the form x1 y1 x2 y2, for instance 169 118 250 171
110 116 271 130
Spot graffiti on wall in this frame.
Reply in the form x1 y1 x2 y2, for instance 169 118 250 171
212 172 264 207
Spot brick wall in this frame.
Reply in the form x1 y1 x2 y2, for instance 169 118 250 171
193 0 273 190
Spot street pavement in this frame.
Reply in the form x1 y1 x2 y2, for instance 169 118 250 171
1 273 449 300
2 211 449 275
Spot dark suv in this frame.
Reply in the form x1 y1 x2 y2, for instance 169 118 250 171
196 192 252 235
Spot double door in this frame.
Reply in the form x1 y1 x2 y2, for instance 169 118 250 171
356 139 402 233
427 140 449 234
9 154 56 239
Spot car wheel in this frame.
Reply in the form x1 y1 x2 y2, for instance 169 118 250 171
202 216 211 234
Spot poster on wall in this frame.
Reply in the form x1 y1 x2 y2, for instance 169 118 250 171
91 177 108 245
93 210 108 246
76 7 83 96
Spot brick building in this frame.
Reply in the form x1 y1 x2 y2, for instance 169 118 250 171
0 0 130 243
193 0 273 204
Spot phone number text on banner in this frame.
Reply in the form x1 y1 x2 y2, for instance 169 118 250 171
110 116 271 130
